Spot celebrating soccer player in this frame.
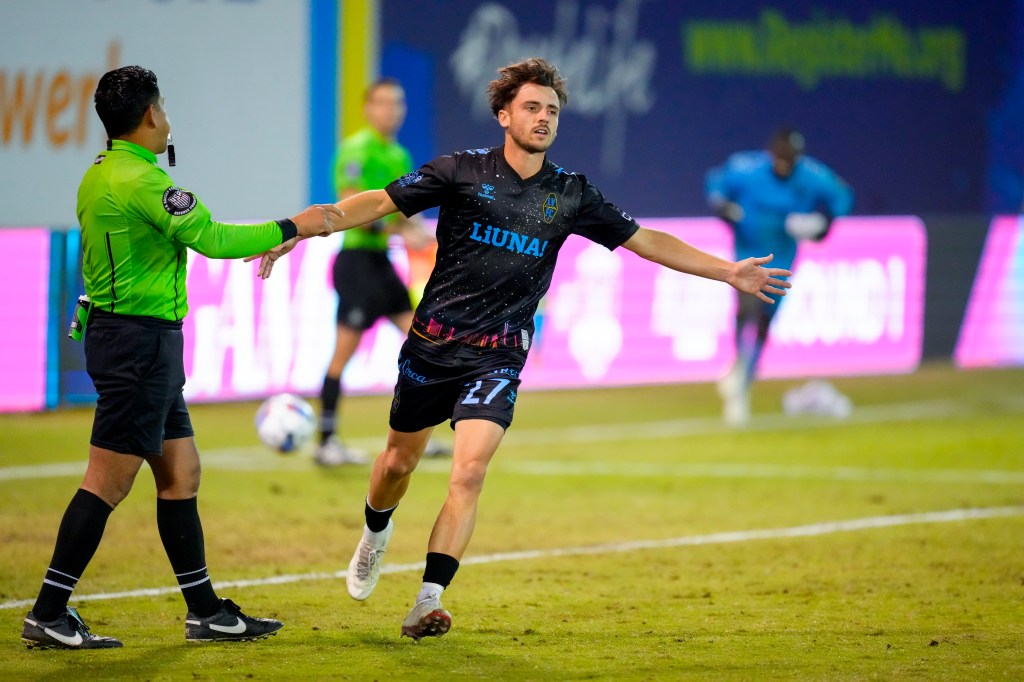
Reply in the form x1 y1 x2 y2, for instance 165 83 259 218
253 57 792 640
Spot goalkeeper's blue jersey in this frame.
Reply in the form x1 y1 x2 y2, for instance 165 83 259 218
705 151 853 271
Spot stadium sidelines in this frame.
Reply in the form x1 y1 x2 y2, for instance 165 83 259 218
1 506 1021 611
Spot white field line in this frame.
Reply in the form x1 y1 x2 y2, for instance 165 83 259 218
493 461 1024 485
0 398 982 482
499 398 965 447
1 505 1021 611
6 457 1024 486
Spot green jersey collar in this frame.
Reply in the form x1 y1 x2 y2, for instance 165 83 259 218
110 139 158 165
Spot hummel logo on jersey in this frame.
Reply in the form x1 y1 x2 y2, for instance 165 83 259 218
209 617 247 634
478 183 496 201
396 171 423 187
469 222 549 258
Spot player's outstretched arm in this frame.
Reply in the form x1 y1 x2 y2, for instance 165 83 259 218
335 189 401 229
728 254 792 303
247 190 401 279
622 227 791 303
292 203 347 238
243 204 346 278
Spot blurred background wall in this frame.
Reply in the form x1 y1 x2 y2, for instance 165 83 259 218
1 0 1021 411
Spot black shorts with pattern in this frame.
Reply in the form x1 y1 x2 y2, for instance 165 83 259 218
388 336 527 433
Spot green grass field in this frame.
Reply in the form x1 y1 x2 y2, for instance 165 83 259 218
1 364 1022 681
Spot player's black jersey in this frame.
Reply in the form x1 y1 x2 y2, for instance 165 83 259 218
385 146 639 350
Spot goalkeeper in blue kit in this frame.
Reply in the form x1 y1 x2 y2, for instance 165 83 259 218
706 127 853 425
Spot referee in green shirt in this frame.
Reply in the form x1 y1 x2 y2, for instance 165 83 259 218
21 65 343 650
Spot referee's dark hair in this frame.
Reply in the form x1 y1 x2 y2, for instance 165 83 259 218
487 57 568 117
94 65 161 139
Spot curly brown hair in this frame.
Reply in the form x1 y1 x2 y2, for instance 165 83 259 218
487 58 568 118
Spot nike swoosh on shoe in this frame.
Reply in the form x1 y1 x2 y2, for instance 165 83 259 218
209 617 247 634
43 627 83 647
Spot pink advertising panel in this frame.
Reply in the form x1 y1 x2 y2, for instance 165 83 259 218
180 217 927 402
182 233 410 401
523 216 927 388
955 216 1024 368
758 216 927 378
0 229 50 412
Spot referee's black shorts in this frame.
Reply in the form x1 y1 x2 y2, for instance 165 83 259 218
388 338 527 433
333 248 412 330
85 310 194 456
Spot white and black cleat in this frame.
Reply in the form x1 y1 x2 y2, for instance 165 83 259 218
185 598 283 642
22 606 122 650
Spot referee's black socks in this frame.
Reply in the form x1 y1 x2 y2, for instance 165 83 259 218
156 497 221 618
32 488 112 622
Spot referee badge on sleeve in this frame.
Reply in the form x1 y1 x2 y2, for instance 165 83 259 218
162 187 198 216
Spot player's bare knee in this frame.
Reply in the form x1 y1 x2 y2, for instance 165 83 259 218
84 480 132 508
379 447 419 479
154 476 200 499
448 463 488 497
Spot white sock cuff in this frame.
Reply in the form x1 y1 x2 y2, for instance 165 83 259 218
417 582 444 603
365 496 397 514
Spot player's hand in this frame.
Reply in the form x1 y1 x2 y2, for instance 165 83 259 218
728 254 792 303
291 203 346 238
244 236 301 279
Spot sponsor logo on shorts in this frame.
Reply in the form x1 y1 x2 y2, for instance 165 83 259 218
399 358 428 384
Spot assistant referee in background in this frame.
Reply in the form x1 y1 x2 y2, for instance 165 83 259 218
21 65 343 650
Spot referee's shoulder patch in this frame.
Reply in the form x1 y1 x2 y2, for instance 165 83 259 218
162 187 198 216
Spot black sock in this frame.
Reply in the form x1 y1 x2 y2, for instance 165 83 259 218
423 552 460 588
156 497 220 617
364 498 396 533
32 489 113 621
319 375 341 445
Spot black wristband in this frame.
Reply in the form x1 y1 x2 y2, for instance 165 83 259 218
275 218 298 243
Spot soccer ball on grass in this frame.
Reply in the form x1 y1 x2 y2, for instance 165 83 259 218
254 393 316 454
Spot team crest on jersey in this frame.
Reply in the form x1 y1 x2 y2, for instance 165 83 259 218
162 187 198 216
542 193 559 223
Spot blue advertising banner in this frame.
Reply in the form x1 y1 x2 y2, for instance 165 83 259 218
380 0 1015 216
